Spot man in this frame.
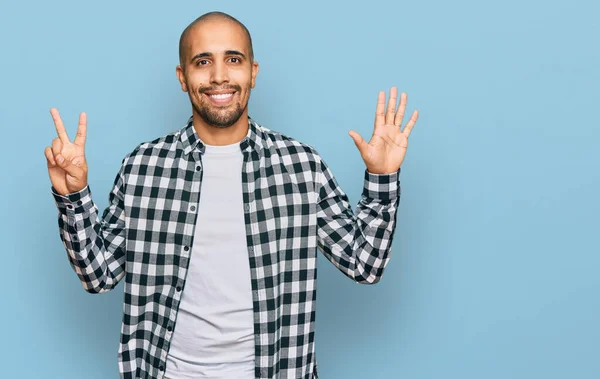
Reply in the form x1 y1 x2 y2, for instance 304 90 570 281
45 11 418 379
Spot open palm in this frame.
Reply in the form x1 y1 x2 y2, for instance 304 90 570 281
349 87 419 174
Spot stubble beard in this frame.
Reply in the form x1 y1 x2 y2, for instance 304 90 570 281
192 86 250 128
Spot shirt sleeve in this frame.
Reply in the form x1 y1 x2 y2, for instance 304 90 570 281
316 157 400 284
52 163 127 293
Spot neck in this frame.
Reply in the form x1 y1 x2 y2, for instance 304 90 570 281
192 111 249 146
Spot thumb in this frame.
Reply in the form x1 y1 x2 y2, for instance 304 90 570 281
55 154 84 178
348 130 368 155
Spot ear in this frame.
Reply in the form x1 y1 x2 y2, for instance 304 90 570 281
250 61 259 89
176 65 188 92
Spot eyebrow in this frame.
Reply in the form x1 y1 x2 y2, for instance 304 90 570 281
190 50 246 63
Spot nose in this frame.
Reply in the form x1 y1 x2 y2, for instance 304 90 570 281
210 60 229 85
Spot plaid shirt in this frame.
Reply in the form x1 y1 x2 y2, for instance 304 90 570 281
52 117 401 379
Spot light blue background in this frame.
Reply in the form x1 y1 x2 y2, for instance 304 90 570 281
1 0 598 378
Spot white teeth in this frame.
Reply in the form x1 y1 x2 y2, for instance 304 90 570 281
210 93 233 99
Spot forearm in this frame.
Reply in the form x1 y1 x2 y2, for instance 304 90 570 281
317 168 400 284
53 185 126 293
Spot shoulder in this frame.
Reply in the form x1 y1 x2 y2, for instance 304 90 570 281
254 120 325 169
120 128 182 167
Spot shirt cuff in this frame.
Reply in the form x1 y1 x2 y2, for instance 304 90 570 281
362 168 400 202
51 185 94 214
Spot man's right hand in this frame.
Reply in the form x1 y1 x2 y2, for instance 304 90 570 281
45 108 88 196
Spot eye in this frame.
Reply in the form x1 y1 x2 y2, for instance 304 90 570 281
196 59 209 66
229 57 241 63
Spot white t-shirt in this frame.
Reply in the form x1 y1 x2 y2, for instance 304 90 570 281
165 141 255 378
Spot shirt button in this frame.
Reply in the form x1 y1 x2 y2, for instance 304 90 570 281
190 205 196 212
67 205 73 209
167 325 173 332
159 365 164 371
184 246 189 251
196 166 201 171
176 286 182 292
77 200 82 206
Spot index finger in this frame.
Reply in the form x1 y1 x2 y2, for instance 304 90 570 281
374 91 385 128
74 112 87 147
50 108 71 144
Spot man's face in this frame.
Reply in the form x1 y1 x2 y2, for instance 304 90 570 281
176 19 259 128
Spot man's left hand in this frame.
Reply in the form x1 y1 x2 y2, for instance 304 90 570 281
349 86 419 174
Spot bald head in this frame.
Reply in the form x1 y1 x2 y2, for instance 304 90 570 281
178 11 254 66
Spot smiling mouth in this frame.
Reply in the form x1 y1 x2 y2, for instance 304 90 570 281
203 91 236 105
209 93 234 100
